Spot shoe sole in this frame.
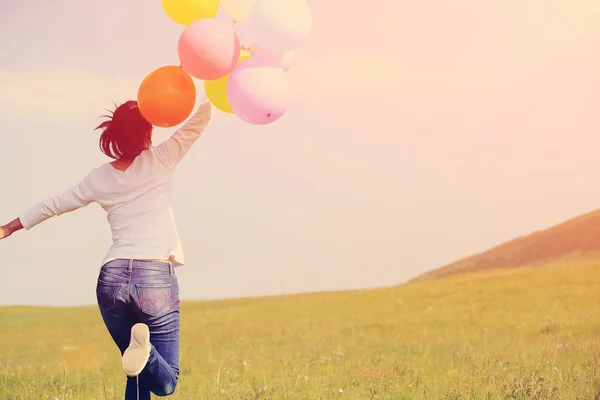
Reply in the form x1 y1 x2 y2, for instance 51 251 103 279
122 323 151 377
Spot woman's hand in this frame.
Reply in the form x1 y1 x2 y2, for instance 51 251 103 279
0 225 12 240
197 95 212 125
0 218 23 240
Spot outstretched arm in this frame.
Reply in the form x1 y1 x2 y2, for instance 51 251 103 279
1 173 96 239
153 97 213 169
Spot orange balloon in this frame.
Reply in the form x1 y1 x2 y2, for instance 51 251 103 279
137 65 196 128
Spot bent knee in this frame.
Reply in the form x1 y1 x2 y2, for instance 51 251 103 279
153 379 178 396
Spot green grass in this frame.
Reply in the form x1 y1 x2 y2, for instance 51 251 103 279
2 262 600 399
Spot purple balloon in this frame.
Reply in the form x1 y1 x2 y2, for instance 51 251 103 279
226 65 290 125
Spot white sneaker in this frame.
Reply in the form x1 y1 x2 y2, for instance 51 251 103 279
122 323 151 377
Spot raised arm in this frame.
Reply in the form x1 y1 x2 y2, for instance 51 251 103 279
154 98 213 169
1 173 97 237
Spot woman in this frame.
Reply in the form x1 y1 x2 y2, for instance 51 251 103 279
0 97 213 399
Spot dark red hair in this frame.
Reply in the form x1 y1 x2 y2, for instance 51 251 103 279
95 100 153 160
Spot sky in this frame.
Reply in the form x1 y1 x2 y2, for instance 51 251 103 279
1 0 600 306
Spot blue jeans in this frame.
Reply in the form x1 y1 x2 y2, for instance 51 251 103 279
96 259 180 399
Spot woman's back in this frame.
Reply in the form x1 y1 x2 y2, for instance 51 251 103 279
18 99 213 267
92 147 181 265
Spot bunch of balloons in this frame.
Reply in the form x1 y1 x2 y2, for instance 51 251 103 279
137 0 312 127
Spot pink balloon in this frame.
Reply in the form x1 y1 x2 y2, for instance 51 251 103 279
178 18 241 80
250 43 295 71
226 66 290 125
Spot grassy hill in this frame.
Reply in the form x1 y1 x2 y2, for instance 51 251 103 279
2 261 600 399
411 208 600 282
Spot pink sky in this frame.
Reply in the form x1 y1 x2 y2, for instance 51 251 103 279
1 0 600 306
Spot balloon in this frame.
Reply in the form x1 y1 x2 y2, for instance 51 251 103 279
178 18 241 81
137 66 196 128
226 65 290 125
204 50 251 113
161 0 219 26
215 6 233 22
250 43 295 71
247 0 312 53
221 0 255 22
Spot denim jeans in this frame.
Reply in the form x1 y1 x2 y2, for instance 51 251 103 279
96 259 180 399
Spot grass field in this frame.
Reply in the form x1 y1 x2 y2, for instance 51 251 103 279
2 262 600 399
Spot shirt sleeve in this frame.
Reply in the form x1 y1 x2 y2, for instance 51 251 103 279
19 173 96 230
153 100 213 170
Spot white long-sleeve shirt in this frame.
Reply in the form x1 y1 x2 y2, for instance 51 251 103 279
19 101 212 267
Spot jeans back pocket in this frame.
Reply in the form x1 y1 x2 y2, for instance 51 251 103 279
96 280 121 313
136 284 171 317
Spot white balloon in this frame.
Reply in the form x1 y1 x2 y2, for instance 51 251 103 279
247 0 312 53
221 0 255 22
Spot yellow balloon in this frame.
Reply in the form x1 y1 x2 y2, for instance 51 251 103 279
205 50 251 113
161 0 219 26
